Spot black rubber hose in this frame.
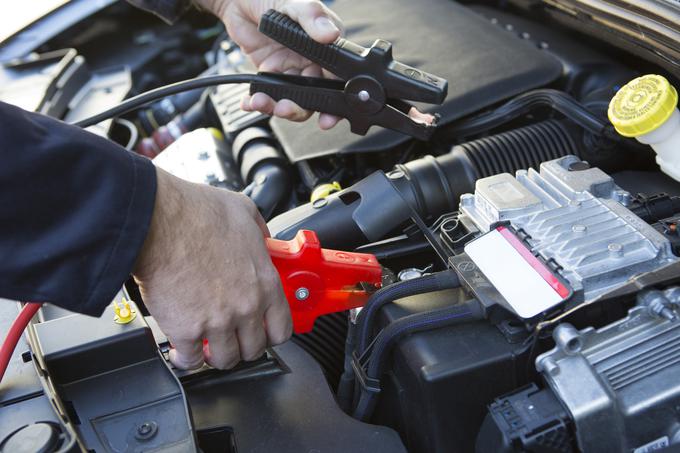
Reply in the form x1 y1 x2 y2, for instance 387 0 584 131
336 321 357 412
352 300 483 422
234 127 291 220
355 270 461 355
243 163 292 220
450 89 618 140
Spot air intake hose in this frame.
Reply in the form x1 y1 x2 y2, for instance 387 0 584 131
269 120 580 249
234 127 292 220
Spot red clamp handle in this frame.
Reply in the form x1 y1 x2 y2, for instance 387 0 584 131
267 230 382 334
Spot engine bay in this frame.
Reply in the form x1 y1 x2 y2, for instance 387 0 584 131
3 0 680 452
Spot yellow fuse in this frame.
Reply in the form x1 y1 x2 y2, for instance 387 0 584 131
113 297 137 324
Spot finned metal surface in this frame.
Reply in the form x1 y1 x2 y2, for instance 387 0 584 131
536 289 680 452
460 155 678 301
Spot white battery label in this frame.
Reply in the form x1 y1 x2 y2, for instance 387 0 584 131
464 226 569 318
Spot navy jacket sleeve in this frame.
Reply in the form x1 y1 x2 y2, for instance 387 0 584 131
0 102 157 316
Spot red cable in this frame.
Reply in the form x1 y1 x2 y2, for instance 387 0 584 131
0 302 42 383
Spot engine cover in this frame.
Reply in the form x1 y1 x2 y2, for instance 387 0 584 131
269 0 562 161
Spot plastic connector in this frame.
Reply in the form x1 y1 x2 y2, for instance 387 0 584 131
113 298 137 325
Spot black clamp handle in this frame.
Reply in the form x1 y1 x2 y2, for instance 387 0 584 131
259 10 448 104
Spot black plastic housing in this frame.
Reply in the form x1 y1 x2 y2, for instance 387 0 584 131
370 289 533 453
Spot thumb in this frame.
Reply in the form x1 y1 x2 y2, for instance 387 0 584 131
279 1 343 44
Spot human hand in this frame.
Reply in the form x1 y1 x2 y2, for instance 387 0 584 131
196 0 344 129
133 168 292 369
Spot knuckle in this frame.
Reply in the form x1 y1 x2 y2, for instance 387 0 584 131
236 301 260 319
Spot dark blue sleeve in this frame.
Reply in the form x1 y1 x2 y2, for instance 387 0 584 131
0 102 157 316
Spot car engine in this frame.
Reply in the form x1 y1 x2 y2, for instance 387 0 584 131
2 0 680 452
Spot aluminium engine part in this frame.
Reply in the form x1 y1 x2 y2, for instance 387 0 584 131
460 155 679 303
534 288 680 452
152 128 243 191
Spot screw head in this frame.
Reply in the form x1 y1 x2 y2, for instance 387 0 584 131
295 287 310 301
358 90 370 102
135 421 158 441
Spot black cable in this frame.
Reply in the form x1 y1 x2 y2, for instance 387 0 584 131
352 300 483 421
450 89 618 140
72 73 282 129
355 270 461 355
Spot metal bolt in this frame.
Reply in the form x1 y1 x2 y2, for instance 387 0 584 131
572 224 587 233
312 198 328 209
295 287 310 301
388 169 405 179
135 421 158 441
640 290 678 321
358 90 370 102
398 268 424 281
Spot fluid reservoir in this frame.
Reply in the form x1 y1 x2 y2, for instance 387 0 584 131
609 74 680 180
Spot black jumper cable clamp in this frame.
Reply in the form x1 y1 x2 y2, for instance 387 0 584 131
251 10 449 140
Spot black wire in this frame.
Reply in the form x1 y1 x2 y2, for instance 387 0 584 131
72 73 281 129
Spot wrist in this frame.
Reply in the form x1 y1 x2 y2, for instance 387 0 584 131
133 168 184 281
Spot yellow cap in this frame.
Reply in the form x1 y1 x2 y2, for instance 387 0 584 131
310 182 342 203
608 74 678 137
113 297 137 324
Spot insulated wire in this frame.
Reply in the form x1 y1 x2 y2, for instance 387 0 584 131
72 74 282 128
0 302 43 383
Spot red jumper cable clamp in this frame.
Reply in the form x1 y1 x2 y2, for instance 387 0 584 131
267 230 383 334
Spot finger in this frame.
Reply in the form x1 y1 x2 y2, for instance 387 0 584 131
301 64 322 78
240 94 254 112
319 113 342 130
280 1 342 43
264 296 293 346
204 331 241 369
284 68 302 76
257 47 310 73
273 99 313 122
236 318 268 361
168 337 204 370
249 92 276 115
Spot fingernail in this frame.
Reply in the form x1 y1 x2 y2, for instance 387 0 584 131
314 16 339 34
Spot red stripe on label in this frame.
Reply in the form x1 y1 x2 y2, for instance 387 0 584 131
496 226 570 299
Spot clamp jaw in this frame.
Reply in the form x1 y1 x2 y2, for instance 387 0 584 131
251 10 449 140
267 230 382 334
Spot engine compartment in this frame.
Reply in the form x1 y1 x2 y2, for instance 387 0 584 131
3 0 680 452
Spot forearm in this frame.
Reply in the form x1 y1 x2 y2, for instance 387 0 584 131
0 102 157 315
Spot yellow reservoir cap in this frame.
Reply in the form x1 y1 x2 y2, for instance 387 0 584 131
608 74 678 137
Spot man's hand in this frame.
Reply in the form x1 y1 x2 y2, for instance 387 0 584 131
196 0 344 130
133 169 292 369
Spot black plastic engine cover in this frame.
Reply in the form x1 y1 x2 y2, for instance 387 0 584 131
372 289 533 453
270 0 562 161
